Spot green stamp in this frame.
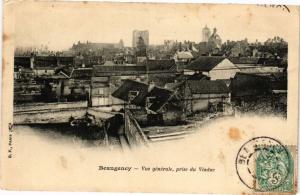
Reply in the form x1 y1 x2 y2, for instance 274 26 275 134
256 145 294 192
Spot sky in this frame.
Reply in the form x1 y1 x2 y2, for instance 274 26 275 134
12 1 298 51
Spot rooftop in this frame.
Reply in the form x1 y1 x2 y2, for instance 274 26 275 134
112 79 174 112
112 79 149 106
185 56 226 71
187 80 229 94
176 51 194 59
145 59 176 71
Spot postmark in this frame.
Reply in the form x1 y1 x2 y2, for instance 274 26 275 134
235 136 294 192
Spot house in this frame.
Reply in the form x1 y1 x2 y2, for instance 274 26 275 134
174 51 194 67
74 54 85 67
15 55 74 70
55 66 74 78
173 73 209 83
33 66 56 76
103 60 117 66
236 64 284 74
91 77 111 107
84 56 103 66
67 68 92 102
14 80 42 103
57 56 74 66
56 67 93 79
231 72 287 114
185 56 239 80
34 76 68 102
124 54 136 64
265 72 287 111
93 65 149 109
197 42 209 56
113 54 126 64
52 67 92 102
145 59 178 87
147 74 178 88
166 79 230 114
112 80 149 108
14 56 32 69
70 68 93 79
137 56 147 64
146 59 177 72
14 68 35 80
185 80 230 113
34 56 58 67
93 65 146 76
231 72 271 103
228 57 260 65
112 80 183 125
93 65 147 81
228 57 285 74
268 72 287 92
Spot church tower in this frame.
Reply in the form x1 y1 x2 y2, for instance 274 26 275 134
202 25 211 42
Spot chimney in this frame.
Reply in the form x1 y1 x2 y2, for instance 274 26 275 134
30 54 35 69
148 81 155 92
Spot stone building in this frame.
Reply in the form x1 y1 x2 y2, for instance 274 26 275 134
132 30 149 48
202 25 211 42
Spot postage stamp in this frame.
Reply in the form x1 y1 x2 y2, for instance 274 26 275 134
235 136 296 192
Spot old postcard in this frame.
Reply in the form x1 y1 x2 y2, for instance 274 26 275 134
1 1 299 194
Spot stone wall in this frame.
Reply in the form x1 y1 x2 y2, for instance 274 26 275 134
124 110 148 147
14 108 87 124
14 101 88 112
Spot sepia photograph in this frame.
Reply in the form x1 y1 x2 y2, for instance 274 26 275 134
13 4 288 148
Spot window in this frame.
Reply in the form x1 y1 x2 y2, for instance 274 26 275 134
98 88 104 95
128 90 139 101
146 96 156 108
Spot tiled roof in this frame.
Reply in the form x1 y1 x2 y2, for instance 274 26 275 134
147 86 173 111
148 74 177 87
34 66 56 70
231 72 270 97
103 61 117 66
265 72 287 90
174 73 208 82
146 59 176 71
71 68 93 79
34 56 58 67
185 56 225 71
57 56 74 65
112 79 174 112
19 68 34 73
165 82 184 90
14 56 31 68
232 72 287 97
111 80 149 106
257 58 283 66
93 65 146 76
55 66 73 77
187 80 229 94
228 57 260 64
176 51 194 59
186 73 208 81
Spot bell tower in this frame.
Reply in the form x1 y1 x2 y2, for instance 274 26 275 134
202 25 211 42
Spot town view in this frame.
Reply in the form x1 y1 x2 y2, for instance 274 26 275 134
14 26 288 149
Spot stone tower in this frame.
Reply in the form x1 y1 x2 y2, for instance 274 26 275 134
202 25 211 42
